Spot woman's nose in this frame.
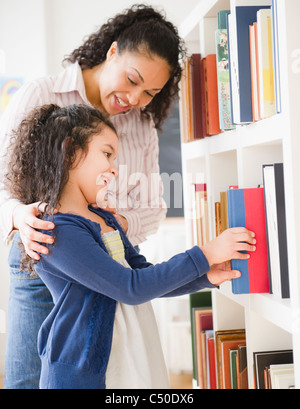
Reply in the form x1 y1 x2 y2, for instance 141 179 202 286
127 89 142 107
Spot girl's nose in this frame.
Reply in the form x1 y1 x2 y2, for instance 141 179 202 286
111 163 118 178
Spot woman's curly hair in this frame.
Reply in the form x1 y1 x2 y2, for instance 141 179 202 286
5 104 116 272
64 4 187 130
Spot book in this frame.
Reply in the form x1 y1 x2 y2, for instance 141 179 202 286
221 338 246 389
215 202 222 236
249 22 261 121
215 329 246 389
194 183 209 246
215 11 235 130
190 54 204 139
220 191 229 233
253 349 293 389
271 0 281 113
263 163 290 298
200 58 209 137
180 57 194 142
229 348 238 389
269 364 295 389
189 292 212 384
257 9 276 119
193 308 213 388
227 187 269 294
237 344 248 389
207 337 217 389
204 55 220 136
228 2 271 124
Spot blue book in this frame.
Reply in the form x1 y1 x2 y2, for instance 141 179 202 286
230 5 270 124
227 189 250 294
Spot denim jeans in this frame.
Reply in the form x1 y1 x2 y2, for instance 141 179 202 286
4 234 54 389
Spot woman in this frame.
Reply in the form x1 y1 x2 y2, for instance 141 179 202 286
0 4 186 389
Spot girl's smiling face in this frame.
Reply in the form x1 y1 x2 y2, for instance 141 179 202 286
69 126 119 207
85 42 171 115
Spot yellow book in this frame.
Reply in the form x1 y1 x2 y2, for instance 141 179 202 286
257 9 276 119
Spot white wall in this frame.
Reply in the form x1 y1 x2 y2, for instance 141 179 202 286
44 0 200 75
0 0 199 379
0 0 48 80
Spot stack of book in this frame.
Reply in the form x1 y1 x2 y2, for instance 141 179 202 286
193 164 289 297
181 0 281 142
225 163 289 297
254 350 294 389
189 291 294 389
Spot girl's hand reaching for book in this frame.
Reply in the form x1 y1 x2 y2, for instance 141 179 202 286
200 227 256 267
207 263 241 287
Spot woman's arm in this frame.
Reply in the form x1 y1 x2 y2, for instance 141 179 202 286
0 81 56 252
117 118 167 246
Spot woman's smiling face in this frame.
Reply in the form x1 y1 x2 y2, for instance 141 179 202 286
95 42 171 115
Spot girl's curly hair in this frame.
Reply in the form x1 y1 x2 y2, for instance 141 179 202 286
5 104 117 272
64 4 187 130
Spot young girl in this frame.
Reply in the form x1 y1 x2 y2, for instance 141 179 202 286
6 104 256 389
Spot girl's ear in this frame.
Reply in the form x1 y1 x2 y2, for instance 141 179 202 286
106 41 118 61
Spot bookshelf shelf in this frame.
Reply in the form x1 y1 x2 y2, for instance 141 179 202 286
181 114 284 161
180 0 300 389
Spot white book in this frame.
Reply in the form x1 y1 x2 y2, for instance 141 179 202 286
263 165 281 297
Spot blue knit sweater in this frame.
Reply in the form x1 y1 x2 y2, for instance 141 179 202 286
35 208 213 389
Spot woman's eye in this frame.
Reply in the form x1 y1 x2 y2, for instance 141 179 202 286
128 76 154 98
104 152 112 158
128 77 136 85
145 91 154 98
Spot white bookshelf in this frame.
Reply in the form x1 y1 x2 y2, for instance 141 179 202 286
179 0 300 389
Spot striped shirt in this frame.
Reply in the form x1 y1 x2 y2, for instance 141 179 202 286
0 62 166 246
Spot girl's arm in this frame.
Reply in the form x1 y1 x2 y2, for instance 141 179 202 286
37 217 210 306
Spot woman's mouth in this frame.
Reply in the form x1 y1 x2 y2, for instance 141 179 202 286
114 95 131 111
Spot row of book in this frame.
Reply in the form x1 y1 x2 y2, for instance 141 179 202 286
181 0 280 142
191 163 290 298
190 292 294 389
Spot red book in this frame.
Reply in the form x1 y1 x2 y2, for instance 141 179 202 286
227 187 269 294
205 55 221 136
207 338 217 389
190 54 204 139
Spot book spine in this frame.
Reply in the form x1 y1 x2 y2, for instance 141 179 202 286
215 29 235 130
274 164 290 298
244 188 269 293
227 189 250 294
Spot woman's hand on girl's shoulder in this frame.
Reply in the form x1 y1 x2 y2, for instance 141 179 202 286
13 202 56 260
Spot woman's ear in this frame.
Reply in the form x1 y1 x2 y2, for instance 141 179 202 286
106 41 118 61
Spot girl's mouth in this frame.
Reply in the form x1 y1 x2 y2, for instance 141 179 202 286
96 174 112 187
